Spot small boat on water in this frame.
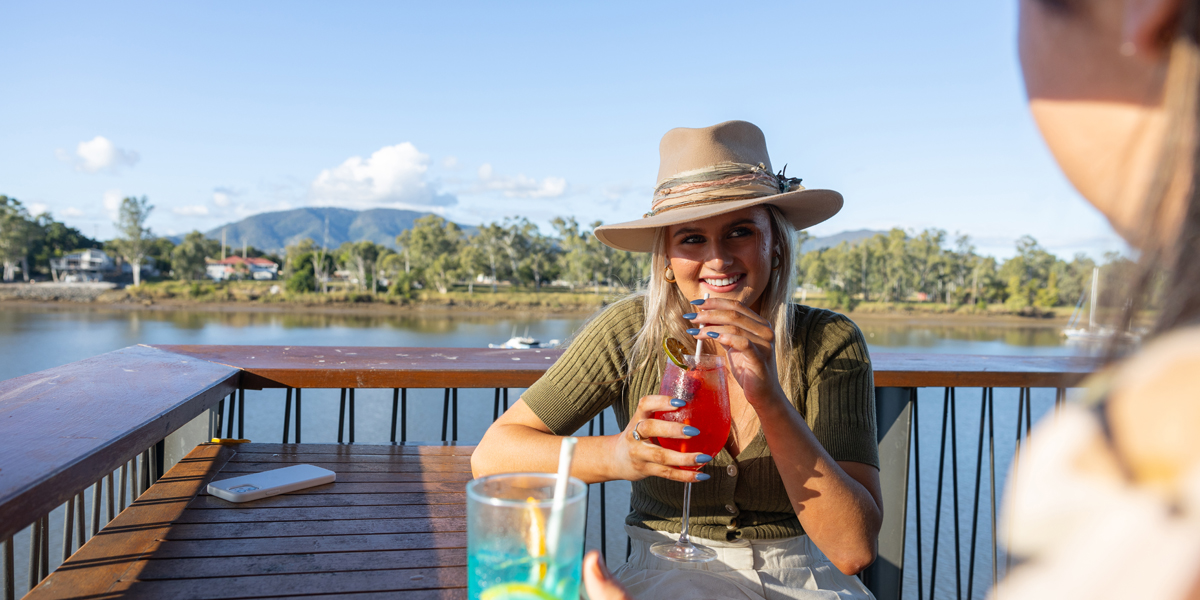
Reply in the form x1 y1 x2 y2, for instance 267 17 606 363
489 327 560 349
488 336 561 349
1062 266 1143 344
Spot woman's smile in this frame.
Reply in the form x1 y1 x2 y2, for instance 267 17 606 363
702 272 745 293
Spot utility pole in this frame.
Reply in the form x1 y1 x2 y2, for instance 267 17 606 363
221 228 227 260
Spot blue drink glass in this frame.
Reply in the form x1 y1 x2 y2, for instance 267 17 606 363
467 473 587 600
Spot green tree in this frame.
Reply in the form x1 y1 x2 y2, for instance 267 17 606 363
400 215 464 294
551 217 595 291
110 196 153 286
171 231 221 281
0 196 36 281
337 240 385 291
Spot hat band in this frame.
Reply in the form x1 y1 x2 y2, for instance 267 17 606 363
645 162 804 218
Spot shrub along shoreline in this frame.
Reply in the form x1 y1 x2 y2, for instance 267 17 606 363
0 279 1085 322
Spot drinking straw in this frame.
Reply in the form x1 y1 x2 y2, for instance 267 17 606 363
543 436 577 583
694 293 710 359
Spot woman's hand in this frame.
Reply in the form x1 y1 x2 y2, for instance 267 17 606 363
583 550 633 600
685 297 784 407
606 394 712 483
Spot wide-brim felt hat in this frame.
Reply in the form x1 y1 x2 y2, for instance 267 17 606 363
594 120 843 253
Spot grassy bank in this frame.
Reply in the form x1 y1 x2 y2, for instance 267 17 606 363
56 280 1087 320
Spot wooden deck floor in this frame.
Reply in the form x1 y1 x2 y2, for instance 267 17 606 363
27 443 475 599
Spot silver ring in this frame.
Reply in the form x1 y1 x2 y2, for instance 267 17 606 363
632 420 645 441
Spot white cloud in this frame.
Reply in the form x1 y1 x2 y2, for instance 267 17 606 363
58 136 140 174
103 189 123 218
212 186 242 207
173 205 210 216
310 142 456 209
62 207 85 218
442 156 459 170
28 203 49 216
472 163 567 199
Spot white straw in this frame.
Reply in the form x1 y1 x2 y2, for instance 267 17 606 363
695 293 710 359
544 436 577 560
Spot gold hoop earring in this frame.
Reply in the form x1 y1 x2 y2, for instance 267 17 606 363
664 265 676 283
771 255 780 271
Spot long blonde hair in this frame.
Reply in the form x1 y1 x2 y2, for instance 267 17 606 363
624 205 800 398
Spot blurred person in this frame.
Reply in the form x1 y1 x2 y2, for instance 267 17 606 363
473 121 880 599
997 0 1200 598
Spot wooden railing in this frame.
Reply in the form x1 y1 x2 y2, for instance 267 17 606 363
0 344 1101 600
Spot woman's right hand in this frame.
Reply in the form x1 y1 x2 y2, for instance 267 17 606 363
606 394 711 483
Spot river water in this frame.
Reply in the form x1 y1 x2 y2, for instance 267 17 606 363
1 305 1097 598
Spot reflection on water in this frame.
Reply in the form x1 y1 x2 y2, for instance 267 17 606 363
856 319 1085 356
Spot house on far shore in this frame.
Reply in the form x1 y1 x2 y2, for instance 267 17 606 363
206 256 279 281
50 249 115 283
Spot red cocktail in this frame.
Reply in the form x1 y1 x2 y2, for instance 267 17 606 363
649 353 731 562
653 357 732 470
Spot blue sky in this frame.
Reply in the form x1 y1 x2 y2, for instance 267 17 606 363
0 1 1125 259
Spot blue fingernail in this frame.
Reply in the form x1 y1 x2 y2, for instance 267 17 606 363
690 298 706 305
670 398 686 407
681 312 697 320
686 328 700 335
706 332 720 338
682 426 700 436
695 473 711 481
695 454 713 464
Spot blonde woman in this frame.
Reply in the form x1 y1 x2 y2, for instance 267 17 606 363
473 121 881 599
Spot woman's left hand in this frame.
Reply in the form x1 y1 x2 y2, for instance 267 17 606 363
685 297 784 407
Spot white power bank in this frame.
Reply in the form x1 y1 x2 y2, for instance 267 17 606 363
207 464 336 503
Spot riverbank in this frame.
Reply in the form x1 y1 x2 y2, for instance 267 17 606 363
0 280 1079 323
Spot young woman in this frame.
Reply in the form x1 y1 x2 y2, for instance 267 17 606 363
993 0 1200 598
472 120 882 599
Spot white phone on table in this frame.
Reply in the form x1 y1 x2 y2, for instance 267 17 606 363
207 464 336 503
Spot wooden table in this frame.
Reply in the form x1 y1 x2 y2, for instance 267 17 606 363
27 443 475 599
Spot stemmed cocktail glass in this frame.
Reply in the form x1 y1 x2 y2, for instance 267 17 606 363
650 353 732 562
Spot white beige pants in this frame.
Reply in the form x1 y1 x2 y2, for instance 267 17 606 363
612 525 875 600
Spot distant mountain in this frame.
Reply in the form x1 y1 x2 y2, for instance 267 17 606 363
187 207 468 252
800 229 885 254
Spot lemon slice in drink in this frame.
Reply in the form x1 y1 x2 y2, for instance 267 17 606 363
523 497 547 582
480 583 559 600
663 337 690 369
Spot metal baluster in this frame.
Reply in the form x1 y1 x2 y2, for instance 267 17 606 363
3 534 13 600
27 517 40 591
238 387 246 440
950 389 962 600
391 389 401 443
1005 388 1027 575
503 388 509 411
1054 387 1065 416
63 496 75 561
1023 387 1031 440
493 388 501 421
154 440 165 484
216 395 225 438
39 515 48 581
225 392 236 438
452 388 458 442
283 388 292 444
91 480 102 538
912 388 924 600
966 389 988 600
585 418 594 553
441 389 450 442
296 388 303 443
75 491 86 549
349 388 356 443
133 455 142 499
929 387 951 600
119 462 129 512
105 472 114 524
337 388 347 444
599 409 607 560
988 388 997 597
144 450 153 496
401 389 407 443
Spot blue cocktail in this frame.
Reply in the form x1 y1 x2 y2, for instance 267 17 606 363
467 473 587 600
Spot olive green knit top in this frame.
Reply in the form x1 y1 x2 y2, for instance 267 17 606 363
522 297 878 542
